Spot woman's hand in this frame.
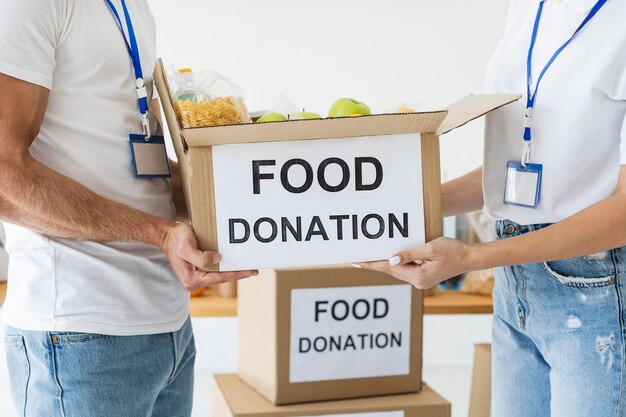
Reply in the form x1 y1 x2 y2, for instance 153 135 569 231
356 237 477 289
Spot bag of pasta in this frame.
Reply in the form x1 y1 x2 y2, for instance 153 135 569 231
167 68 250 128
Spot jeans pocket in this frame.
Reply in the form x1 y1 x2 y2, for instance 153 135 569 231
542 252 615 288
4 335 30 417
49 332 108 344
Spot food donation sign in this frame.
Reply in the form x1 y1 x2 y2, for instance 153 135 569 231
289 284 413 383
212 134 426 271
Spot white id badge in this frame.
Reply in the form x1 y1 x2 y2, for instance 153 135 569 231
129 134 171 178
504 161 542 208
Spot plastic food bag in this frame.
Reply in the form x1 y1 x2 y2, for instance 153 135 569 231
167 68 250 128
267 94 302 120
256 95 322 122
385 101 422 114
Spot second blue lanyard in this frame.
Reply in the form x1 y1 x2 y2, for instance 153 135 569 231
523 0 608 147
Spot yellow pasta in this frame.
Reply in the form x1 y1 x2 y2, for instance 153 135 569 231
174 96 249 128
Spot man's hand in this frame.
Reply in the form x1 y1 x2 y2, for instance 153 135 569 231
356 237 476 289
161 224 258 292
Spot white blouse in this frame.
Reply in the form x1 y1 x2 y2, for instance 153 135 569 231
483 0 626 225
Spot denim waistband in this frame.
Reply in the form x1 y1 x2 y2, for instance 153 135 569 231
495 219 554 239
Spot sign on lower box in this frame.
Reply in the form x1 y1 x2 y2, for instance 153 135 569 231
290 285 412 383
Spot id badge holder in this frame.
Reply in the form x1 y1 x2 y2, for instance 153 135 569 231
504 161 542 208
129 134 171 178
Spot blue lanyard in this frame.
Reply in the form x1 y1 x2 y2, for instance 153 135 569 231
105 0 151 138
521 0 608 164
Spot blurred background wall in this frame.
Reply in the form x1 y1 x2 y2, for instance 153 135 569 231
1 2 511 416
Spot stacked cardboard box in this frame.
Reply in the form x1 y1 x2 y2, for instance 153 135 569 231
468 344 491 417
213 373 451 417
222 266 451 416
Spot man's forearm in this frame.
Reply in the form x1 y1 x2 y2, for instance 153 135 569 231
0 154 174 247
441 167 484 217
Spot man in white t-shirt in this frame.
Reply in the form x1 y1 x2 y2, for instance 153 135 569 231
0 1 256 416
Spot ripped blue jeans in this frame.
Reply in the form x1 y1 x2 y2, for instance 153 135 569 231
492 220 626 417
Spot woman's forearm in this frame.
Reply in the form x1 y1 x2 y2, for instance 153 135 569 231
470 191 626 270
441 166 484 217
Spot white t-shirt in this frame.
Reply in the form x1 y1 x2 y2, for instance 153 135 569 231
0 0 189 335
483 0 626 225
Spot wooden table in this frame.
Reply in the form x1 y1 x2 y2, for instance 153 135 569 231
424 290 493 314
190 287 493 317
0 282 493 315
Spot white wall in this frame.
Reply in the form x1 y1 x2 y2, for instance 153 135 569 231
151 0 512 180
2 2 510 416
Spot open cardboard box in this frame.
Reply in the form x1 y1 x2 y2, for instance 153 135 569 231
154 58 519 272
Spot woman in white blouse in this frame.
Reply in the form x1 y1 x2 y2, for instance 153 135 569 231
359 0 626 416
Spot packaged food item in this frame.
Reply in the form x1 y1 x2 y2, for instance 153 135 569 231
386 101 422 114
173 68 209 103
175 97 248 128
396 103 417 113
259 94 301 121
167 68 250 128
255 95 321 123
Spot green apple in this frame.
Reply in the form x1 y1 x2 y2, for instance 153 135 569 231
301 111 322 119
257 112 287 123
328 98 371 118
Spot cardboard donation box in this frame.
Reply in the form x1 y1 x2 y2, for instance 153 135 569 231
213 374 451 417
468 344 491 417
154 59 519 272
238 267 423 405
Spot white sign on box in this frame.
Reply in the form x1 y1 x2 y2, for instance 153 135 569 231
212 134 425 271
289 284 412 383
297 413 404 417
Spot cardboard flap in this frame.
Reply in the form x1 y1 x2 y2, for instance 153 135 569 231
436 94 521 135
153 58 187 154
183 111 447 147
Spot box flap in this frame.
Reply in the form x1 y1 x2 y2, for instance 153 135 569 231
183 111 448 147
154 59 187 154
436 94 521 135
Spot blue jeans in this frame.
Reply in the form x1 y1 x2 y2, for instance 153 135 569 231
492 220 626 417
4 317 195 417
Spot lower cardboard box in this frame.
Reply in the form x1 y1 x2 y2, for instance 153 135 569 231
212 374 451 417
468 344 491 417
238 267 423 405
